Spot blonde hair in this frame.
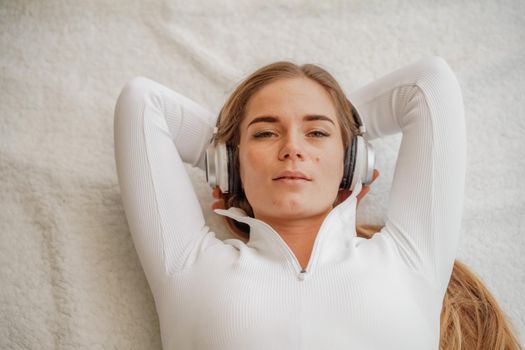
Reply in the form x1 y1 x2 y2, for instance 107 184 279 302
215 61 522 349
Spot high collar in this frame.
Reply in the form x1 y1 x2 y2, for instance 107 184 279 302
213 181 363 278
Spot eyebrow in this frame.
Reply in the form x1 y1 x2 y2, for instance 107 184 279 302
246 115 335 128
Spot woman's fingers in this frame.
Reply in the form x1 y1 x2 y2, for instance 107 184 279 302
212 186 222 199
371 169 379 183
357 169 379 202
363 169 380 187
212 200 225 210
356 186 370 204
212 186 226 210
346 169 378 206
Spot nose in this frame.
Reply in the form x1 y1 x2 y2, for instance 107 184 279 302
278 134 304 161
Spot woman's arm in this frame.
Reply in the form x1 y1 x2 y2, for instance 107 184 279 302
347 57 467 294
114 77 217 291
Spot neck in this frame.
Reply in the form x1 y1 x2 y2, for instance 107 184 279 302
255 208 331 270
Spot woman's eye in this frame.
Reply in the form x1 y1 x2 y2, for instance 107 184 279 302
253 131 276 138
308 130 330 137
253 130 329 138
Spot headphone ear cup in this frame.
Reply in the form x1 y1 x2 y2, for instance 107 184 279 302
348 136 376 191
357 136 375 186
205 142 216 190
339 102 376 192
340 136 357 190
205 142 243 196
226 144 239 195
205 142 230 193
340 146 349 189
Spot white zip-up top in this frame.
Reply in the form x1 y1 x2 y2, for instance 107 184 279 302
113 56 466 350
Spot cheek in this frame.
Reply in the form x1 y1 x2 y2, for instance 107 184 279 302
318 148 345 182
239 148 264 183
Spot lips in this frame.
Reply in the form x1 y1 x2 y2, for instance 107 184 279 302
272 170 311 181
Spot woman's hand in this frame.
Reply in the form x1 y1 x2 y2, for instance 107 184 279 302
334 169 380 207
211 186 226 210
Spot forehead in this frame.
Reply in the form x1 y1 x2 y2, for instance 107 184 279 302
243 77 338 126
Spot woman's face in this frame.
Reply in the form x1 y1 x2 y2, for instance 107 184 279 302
238 77 345 221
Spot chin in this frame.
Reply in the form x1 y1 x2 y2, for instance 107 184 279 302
271 198 321 217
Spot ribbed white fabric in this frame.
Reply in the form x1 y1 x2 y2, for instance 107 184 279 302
113 56 466 350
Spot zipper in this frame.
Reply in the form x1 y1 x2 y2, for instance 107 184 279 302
281 240 315 281
298 269 308 281
247 217 313 280
286 199 349 281
274 235 311 281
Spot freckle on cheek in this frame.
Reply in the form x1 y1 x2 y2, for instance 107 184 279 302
315 157 320 163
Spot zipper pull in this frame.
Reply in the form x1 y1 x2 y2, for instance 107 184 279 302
298 269 308 281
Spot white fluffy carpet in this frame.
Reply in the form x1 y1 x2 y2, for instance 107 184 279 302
1 0 523 348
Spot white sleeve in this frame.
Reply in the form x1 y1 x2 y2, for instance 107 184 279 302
114 76 217 291
347 56 467 293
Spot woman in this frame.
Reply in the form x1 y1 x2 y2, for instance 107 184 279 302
114 57 521 349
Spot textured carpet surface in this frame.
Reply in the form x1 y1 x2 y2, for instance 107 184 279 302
1 0 523 348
